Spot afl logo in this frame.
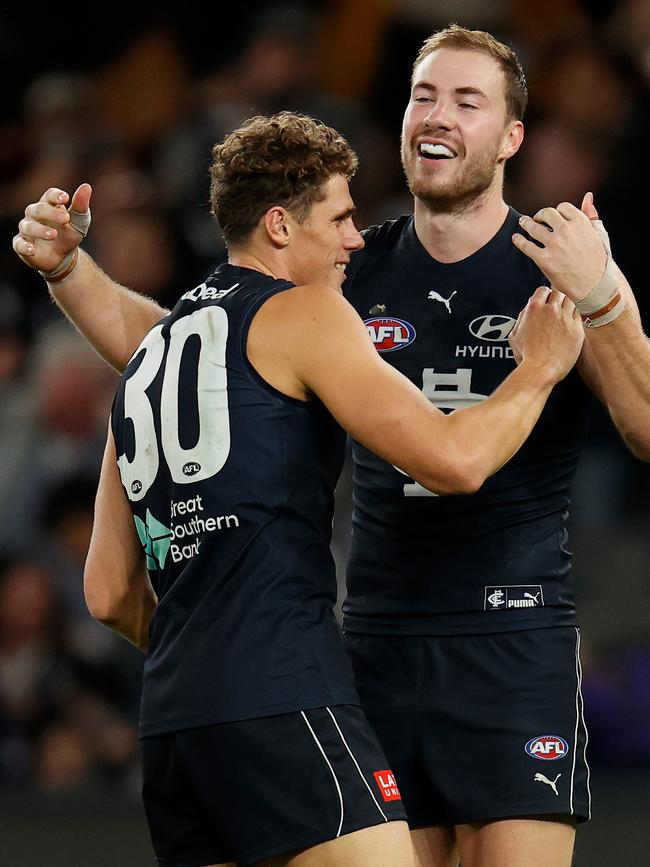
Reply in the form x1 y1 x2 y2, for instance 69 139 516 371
182 462 201 477
131 480 142 495
469 314 516 342
525 735 569 761
364 317 416 352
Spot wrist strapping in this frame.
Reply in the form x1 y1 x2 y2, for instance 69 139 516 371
40 248 79 284
574 220 626 328
37 206 90 284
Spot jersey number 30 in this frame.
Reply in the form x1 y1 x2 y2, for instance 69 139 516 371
116 307 230 501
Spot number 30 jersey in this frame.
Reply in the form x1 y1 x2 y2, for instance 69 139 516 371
112 264 359 737
342 211 593 636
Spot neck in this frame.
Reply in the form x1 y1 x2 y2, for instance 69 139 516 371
228 249 290 281
413 182 509 264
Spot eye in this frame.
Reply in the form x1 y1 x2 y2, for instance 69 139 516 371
459 103 478 110
413 96 433 104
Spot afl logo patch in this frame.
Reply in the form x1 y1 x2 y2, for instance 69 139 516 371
525 735 569 761
469 314 516 342
364 317 416 352
182 462 201 477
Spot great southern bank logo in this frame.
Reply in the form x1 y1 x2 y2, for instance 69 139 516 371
469 314 517 342
365 317 416 352
134 509 172 571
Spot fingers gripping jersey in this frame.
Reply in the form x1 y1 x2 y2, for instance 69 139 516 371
112 265 359 736
342 212 593 635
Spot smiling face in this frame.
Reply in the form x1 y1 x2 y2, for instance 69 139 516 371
285 174 365 289
401 47 523 214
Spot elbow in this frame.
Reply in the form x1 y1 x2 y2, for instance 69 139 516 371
415 456 486 496
441 451 487 495
446 464 485 495
623 431 650 462
84 568 124 625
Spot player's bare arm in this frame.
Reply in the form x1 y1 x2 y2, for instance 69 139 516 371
250 283 583 495
513 193 650 459
13 185 166 372
84 424 157 651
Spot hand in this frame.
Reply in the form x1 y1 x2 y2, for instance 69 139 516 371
511 194 607 302
12 184 92 275
509 286 584 383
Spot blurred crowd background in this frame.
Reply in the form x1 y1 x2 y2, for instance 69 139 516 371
1 0 649 862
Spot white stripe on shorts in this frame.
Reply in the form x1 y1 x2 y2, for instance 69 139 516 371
570 627 592 818
301 710 344 838
326 707 388 823
575 628 592 818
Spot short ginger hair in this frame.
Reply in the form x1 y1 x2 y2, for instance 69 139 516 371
413 24 528 122
209 112 358 247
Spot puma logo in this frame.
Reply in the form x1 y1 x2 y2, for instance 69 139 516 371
534 773 561 796
524 592 540 603
428 290 457 313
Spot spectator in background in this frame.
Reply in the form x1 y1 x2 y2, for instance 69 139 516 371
0 555 137 789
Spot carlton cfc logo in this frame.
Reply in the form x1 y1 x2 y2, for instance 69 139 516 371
364 317 416 352
525 735 569 761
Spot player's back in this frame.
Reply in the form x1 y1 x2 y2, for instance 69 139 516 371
112 264 358 737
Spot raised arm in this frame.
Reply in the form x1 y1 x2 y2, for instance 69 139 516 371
84 424 156 651
12 185 167 371
251 284 584 495
513 194 650 460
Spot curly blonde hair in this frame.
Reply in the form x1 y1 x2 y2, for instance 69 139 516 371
210 112 358 247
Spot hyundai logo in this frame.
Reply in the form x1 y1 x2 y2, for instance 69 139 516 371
469 314 517 342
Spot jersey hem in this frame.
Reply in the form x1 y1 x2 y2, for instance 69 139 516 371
138 692 361 739
342 611 577 637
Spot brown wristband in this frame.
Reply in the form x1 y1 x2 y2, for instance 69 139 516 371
579 291 621 323
42 249 79 284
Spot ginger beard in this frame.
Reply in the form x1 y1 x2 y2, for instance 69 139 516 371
400 129 504 215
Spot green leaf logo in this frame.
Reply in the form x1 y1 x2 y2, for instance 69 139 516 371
134 509 172 571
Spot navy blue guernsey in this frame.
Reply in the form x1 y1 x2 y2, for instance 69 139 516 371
111 264 359 738
342 210 593 635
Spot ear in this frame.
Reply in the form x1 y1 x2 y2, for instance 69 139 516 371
264 206 291 248
499 120 524 162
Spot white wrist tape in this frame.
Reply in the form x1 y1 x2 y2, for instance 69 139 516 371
583 295 627 328
574 256 618 316
575 219 626 327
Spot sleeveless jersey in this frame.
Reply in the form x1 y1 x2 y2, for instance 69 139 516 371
342 210 593 635
111 264 359 737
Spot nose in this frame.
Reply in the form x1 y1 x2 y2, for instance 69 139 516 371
424 99 453 130
345 226 365 251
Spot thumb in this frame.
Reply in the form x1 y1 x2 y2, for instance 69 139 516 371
70 182 92 214
68 183 92 238
580 191 599 221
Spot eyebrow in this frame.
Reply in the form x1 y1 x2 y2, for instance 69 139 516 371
332 206 356 221
412 82 488 100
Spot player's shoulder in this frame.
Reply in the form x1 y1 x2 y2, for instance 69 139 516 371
361 214 412 250
258 281 356 325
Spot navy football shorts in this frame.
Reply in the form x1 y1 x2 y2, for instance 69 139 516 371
141 704 406 867
343 626 591 827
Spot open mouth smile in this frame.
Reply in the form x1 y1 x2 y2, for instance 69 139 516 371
418 142 457 161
